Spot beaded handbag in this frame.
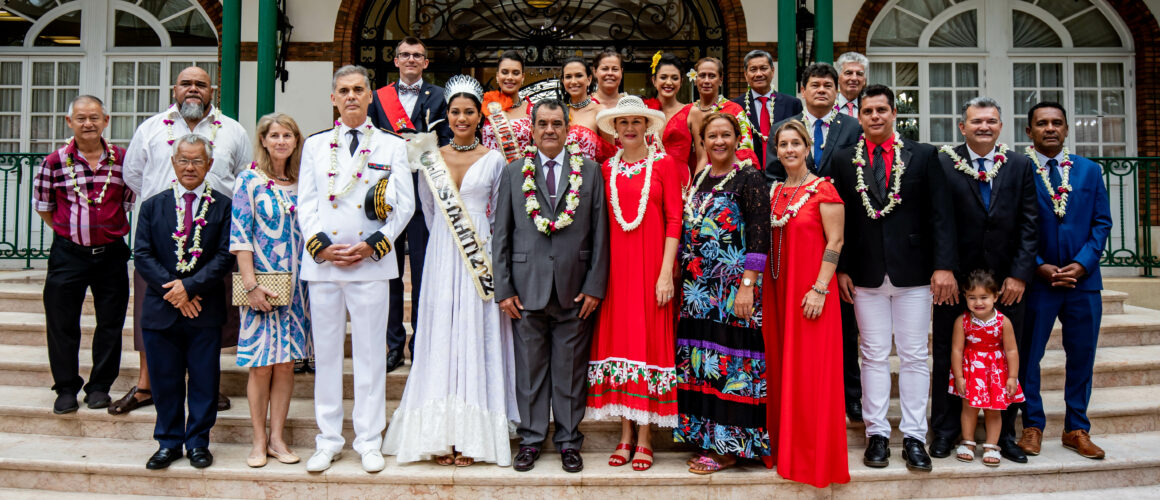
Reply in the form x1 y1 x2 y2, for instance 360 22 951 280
231 272 292 307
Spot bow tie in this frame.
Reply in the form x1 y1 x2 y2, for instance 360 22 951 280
397 82 421 96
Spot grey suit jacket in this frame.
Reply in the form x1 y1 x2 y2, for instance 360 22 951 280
764 112 862 182
491 151 610 311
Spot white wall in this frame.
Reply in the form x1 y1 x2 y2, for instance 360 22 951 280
238 61 335 137
241 0 341 42
744 0 865 45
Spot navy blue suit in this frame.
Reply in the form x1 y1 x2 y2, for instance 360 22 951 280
369 81 451 355
731 90 802 170
1021 153 1112 433
134 187 233 450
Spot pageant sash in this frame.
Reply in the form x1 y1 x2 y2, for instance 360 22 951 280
407 132 495 301
486 101 521 163
377 83 416 132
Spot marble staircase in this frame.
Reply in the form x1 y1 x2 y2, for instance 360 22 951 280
1 269 1159 498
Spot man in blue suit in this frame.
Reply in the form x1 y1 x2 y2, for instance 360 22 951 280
1017 102 1112 460
134 133 234 469
368 36 452 372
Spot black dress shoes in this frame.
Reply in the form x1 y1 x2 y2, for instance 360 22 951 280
188 447 214 468
928 435 954 459
863 435 890 468
561 448 583 473
217 392 231 412
845 400 863 423
83 391 111 410
53 392 79 415
902 437 933 472
513 446 540 472
146 447 183 469
386 349 405 373
1000 438 1029 463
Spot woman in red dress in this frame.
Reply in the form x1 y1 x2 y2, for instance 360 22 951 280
645 52 693 186
762 120 850 487
586 96 683 472
559 56 615 164
689 57 758 172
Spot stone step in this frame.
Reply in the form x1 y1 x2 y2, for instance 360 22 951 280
0 487 211 499
0 431 1157 498
0 383 1153 451
932 485 1160 500
0 311 413 358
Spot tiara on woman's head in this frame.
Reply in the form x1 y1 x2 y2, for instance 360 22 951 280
444 74 485 104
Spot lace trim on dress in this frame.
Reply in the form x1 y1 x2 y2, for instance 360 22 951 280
586 404 679 428
382 394 518 466
970 311 1001 328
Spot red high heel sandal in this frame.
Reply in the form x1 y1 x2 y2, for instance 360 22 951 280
608 442 634 466
632 446 654 471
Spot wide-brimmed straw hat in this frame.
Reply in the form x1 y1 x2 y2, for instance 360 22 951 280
595 95 667 136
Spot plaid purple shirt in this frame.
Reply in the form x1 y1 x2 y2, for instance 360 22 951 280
32 138 135 246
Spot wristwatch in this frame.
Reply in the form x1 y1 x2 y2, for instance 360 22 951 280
741 277 754 287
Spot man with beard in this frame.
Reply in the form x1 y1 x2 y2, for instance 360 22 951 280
928 97 1038 464
118 66 251 416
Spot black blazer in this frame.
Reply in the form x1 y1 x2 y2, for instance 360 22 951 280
938 144 1039 284
764 112 861 182
731 90 802 169
832 138 956 288
369 81 453 146
134 188 234 331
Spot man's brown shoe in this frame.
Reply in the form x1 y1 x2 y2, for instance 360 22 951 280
1018 427 1042 456
1062 429 1105 459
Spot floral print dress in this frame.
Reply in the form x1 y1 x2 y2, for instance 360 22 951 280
949 311 1026 410
673 165 771 459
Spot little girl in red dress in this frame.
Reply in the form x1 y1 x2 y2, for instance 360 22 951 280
950 269 1025 467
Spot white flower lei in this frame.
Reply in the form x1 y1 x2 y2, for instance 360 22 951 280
852 132 906 219
249 163 296 215
164 107 222 146
769 176 824 228
940 143 1010 183
327 120 375 202
684 159 749 225
746 87 776 144
63 140 117 205
522 143 584 235
800 107 840 151
171 180 214 273
609 142 662 232
1026 146 1073 218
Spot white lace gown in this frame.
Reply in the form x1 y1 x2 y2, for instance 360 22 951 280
382 148 519 465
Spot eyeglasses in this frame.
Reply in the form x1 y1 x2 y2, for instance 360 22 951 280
174 158 207 167
396 52 426 61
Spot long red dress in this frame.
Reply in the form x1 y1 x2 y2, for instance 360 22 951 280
761 178 850 487
586 152 683 426
657 104 694 186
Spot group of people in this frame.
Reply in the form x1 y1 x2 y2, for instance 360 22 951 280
31 36 1112 489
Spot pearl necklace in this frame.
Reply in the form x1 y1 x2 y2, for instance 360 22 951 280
568 97 592 110
609 142 661 232
450 138 480 152
62 140 118 205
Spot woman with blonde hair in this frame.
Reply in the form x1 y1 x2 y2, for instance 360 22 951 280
230 112 312 467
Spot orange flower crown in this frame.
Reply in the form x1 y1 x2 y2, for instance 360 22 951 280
482 90 514 113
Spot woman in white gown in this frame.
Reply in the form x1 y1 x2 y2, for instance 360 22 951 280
382 75 519 467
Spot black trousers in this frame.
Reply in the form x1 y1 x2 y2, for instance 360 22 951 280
931 298 1027 443
841 300 862 405
387 172 427 355
43 235 129 395
143 322 221 450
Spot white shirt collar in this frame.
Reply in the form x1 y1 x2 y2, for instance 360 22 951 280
1034 149 1067 167
539 149 566 167
400 77 424 88
804 110 825 124
750 88 773 100
837 94 858 108
967 145 998 163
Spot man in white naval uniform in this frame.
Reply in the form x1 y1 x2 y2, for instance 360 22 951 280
298 65 415 473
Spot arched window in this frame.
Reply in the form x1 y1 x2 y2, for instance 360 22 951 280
867 0 1134 157
0 0 217 152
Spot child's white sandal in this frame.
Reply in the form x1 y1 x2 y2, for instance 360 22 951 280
955 440 977 462
982 444 1001 467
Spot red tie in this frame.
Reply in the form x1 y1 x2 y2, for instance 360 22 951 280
758 96 771 165
846 101 856 117
182 192 196 247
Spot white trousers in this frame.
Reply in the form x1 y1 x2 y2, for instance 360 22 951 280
854 275 932 442
308 280 390 454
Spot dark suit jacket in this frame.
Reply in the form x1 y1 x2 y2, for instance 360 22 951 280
764 112 861 182
491 152 610 311
938 144 1039 284
369 81 452 146
832 138 956 288
134 188 234 331
731 90 802 170
1030 154 1112 291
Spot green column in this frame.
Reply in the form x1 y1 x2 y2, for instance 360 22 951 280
816 0 833 64
219 0 240 119
256 0 278 118
777 0 797 94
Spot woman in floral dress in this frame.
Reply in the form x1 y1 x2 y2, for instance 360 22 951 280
675 112 770 474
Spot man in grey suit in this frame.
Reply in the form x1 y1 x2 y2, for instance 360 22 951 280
492 98 610 473
764 62 866 424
